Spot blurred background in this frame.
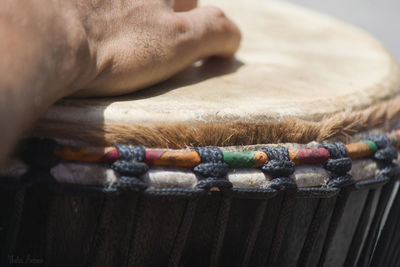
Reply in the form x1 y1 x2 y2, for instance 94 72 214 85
284 0 400 63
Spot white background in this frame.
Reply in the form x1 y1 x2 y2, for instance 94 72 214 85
283 0 400 63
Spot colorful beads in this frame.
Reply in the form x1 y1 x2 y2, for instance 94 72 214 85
254 151 269 167
388 129 400 147
54 146 119 163
346 142 372 159
145 150 200 167
101 148 120 163
46 130 400 168
222 151 268 168
289 148 330 164
361 140 378 154
395 130 400 147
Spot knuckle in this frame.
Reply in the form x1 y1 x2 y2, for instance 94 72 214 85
172 17 191 35
170 15 197 44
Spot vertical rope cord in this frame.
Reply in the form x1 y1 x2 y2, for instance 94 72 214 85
357 181 395 267
388 236 400 267
266 192 296 267
44 193 58 265
297 198 333 267
240 199 268 267
374 193 400 266
85 193 115 267
110 192 140 267
2 185 26 265
168 197 200 267
344 189 376 266
126 195 146 267
317 188 351 266
386 229 400 267
209 195 232 267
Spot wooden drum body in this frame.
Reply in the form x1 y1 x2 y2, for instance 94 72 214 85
1 0 400 266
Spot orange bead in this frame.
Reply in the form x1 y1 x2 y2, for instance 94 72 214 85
346 142 371 159
153 151 201 167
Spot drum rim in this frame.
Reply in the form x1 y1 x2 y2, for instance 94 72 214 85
2 128 399 190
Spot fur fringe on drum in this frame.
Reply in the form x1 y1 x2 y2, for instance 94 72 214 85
31 95 400 148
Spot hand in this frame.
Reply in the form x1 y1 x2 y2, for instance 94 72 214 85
67 0 241 96
0 0 240 163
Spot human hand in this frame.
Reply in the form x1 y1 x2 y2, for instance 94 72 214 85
66 0 241 97
0 0 240 163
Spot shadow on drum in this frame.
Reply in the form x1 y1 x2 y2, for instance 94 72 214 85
105 57 244 101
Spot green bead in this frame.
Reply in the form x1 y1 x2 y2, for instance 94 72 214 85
392 133 397 146
362 140 378 154
223 151 256 167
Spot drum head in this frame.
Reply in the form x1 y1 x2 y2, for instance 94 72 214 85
35 0 400 147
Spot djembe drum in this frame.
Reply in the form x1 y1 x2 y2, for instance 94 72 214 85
2 0 400 266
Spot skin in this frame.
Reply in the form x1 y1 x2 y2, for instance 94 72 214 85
0 0 241 164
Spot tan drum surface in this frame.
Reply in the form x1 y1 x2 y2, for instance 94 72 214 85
34 0 400 147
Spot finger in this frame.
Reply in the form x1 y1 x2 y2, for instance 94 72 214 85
173 0 198 12
74 6 241 97
175 6 241 58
